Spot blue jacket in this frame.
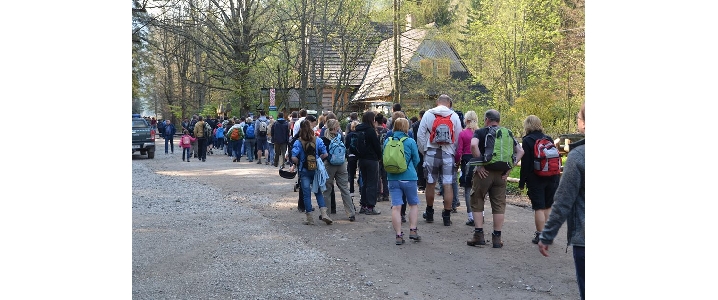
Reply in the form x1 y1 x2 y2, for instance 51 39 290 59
291 137 328 172
382 131 420 181
164 124 175 138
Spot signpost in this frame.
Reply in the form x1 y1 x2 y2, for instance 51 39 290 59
269 88 278 119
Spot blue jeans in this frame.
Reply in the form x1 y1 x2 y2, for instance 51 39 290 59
164 137 174 153
182 147 191 160
244 139 255 161
229 140 239 159
574 246 585 300
300 170 326 212
268 143 275 164
388 180 419 207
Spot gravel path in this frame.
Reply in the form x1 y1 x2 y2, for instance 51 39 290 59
133 142 580 299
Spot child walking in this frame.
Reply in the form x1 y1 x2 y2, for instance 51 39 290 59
180 130 196 162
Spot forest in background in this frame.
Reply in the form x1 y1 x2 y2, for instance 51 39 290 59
132 0 584 137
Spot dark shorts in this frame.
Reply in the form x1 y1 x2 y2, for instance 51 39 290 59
256 138 268 151
526 176 559 210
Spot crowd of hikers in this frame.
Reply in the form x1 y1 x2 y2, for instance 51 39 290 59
161 95 585 299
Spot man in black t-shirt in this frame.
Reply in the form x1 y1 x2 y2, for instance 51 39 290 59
467 109 524 248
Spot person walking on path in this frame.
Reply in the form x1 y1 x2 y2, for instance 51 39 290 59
383 118 421 245
457 110 481 226
179 130 195 162
163 119 175 154
290 119 333 225
320 119 356 222
354 111 383 215
466 109 524 248
254 110 271 165
193 116 208 162
519 115 560 244
415 94 463 226
538 102 585 300
271 112 290 167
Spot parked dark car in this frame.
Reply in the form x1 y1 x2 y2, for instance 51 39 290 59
132 116 156 159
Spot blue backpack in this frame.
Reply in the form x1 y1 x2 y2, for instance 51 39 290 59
246 123 256 139
328 134 346 165
216 127 224 138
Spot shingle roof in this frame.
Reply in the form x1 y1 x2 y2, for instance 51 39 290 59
351 26 468 102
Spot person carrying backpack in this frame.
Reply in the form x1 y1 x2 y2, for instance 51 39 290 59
382 118 421 245
179 129 196 162
320 119 356 222
254 110 271 165
466 109 524 249
243 117 256 162
415 95 463 226
290 118 333 226
354 111 383 216
519 115 561 244
227 120 244 162
271 112 290 167
193 116 208 162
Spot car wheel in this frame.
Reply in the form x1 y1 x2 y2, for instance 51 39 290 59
147 151 155 159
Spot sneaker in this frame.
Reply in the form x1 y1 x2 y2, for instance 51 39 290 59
349 216 355 222
409 228 421 241
365 207 381 215
359 207 368 214
465 219 475 226
401 215 407 223
233 158 237 162
396 233 405 245
492 233 503 248
257 160 262 164
422 207 434 223
532 231 540 244
451 208 458 213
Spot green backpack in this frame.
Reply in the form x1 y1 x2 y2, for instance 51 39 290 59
383 136 408 174
470 126 516 171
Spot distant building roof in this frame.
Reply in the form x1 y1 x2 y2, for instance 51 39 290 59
351 25 469 102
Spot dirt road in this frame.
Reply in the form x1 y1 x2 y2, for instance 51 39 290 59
133 142 579 299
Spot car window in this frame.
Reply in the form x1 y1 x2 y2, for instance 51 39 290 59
133 119 149 128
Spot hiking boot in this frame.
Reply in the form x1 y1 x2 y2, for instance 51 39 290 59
265 161 270 165
492 233 503 248
303 212 315 225
320 207 333 225
451 208 458 213
396 233 405 245
401 215 407 223
409 228 421 241
532 231 540 244
365 207 381 215
349 215 355 222
466 231 486 247
465 219 475 226
233 158 237 162
257 159 262 164
442 210 452 226
422 207 434 223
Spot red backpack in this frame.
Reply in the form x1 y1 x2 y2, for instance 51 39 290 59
429 114 455 145
533 137 561 176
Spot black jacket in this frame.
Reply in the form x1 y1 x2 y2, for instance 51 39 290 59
519 130 559 189
271 119 290 144
354 123 382 161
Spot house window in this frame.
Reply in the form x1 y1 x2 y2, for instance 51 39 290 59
420 59 433 77
436 60 450 78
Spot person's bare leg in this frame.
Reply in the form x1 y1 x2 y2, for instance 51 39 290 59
472 211 484 228
392 205 402 235
442 183 453 210
409 205 419 229
534 210 546 231
425 182 436 206
493 213 504 231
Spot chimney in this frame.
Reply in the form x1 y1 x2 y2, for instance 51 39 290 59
405 14 413 31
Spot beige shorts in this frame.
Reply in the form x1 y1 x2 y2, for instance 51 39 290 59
469 170 507 214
